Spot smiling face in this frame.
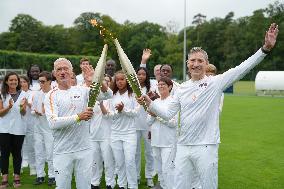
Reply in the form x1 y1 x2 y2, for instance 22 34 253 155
30 66 41 80
115 73 127 91
137 69 146 85
158 81 171 96
187 52 208 81
39 76 51 91
20 78 29 91
160 65 173 79
6 74 19 90
54 60 73 85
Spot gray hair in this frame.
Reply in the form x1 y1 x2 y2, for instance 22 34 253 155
106 59 116 65
54 58 73 71
188 47 209 61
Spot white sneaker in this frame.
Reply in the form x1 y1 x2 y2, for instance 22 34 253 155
21 160 28 168
147 178 154 187
30 167 37 175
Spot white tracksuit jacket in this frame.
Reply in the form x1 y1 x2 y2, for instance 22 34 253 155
0 91 28 135
135 86 154 180
149 49 267 189
32 90 55 178
44 86 112 189
90 100 115 188
107 91 139 189
147 96 177 189
21 89 36 170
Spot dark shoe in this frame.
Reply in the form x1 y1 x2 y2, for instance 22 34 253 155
91 185 100 189
106 186 112 189
34 177 44 185
48 177 56 186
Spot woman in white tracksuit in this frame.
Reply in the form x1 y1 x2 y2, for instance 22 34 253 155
90 75 115 189
0 72 28 188
101 70 139 189
135 67 154 186
21 64 41 174
32 71 55 186
147 77 177 189
20 76 37 175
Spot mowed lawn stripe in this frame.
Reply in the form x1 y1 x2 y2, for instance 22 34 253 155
219 95 284 189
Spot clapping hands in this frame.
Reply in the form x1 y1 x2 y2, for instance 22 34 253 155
115 102 124 113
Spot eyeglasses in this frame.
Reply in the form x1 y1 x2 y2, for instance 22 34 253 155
157 83 167 87
39 80 47 84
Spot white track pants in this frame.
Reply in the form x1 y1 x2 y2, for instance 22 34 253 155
34 132 54 178
22 132 36 169
136 130 154 179
152 147 175 189
174 144 218 189
91 140 115 188
111 137 138 189
53 149 92 189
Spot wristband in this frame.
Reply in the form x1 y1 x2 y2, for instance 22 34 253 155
261 46 270 54
19 104 23 112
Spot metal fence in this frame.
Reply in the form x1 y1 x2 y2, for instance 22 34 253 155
0 69 27 79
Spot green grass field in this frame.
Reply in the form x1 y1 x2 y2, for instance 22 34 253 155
233 81 255 95
219 95 284 189
4 82 284 188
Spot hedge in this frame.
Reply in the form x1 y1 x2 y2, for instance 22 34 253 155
0 50 100 74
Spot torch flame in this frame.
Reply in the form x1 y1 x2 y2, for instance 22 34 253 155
90 19 98 26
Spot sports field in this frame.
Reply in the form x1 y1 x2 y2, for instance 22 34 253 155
5 82 284 189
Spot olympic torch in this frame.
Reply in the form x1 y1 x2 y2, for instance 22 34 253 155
88 44 108 107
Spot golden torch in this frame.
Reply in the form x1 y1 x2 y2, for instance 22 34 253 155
89 19 146 110
88 44 108 107
114 39 147 110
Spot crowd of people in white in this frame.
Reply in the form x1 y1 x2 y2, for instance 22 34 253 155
0 23 278 189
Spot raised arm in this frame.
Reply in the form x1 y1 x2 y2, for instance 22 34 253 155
219 23 279 91
140 48 152 68
262 23 279 52
82 64 94 87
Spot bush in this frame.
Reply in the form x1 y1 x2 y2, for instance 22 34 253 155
0 50 99 74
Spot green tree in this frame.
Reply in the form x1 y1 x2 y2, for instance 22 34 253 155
9 14 44 52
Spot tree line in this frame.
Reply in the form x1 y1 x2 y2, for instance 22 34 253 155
0 1 283 80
